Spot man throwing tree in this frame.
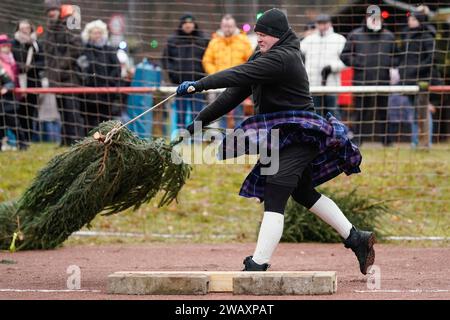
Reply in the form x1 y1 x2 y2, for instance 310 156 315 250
176 8 375 275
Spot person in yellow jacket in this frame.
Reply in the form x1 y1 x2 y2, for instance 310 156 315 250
202 14 253 129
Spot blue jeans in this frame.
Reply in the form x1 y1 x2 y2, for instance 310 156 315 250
174 94 205 127
408 94 433 147
312 95 341 120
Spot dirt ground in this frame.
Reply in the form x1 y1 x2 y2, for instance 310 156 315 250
0 243 449 300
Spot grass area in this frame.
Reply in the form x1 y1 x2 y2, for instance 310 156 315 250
0 142 449 246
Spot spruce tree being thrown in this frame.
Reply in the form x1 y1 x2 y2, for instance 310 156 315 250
0 121 191 251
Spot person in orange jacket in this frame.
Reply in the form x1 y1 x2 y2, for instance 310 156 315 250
202 14 253 129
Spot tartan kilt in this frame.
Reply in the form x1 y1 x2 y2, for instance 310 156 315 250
217 110 362 201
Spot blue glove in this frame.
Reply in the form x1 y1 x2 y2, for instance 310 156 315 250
176 81 197 96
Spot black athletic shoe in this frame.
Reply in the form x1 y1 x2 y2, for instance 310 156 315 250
343 226 376 275
242 256 270 271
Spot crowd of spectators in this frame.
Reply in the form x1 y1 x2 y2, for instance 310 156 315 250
0 3 444 151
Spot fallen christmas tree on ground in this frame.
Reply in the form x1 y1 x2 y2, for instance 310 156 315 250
0 121 191 251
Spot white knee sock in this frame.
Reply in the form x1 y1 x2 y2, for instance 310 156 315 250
252 211 284 265
309 195 353 239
